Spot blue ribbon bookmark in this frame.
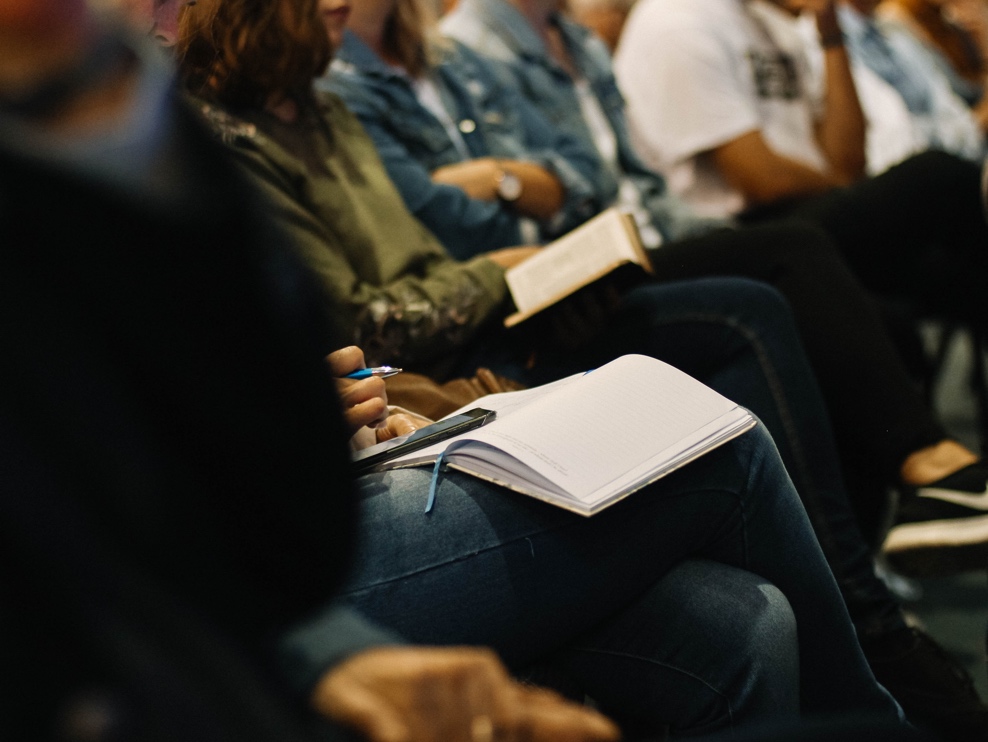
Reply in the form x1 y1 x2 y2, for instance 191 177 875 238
425 440 471 514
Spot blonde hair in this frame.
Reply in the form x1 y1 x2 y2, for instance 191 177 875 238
382 0 445 77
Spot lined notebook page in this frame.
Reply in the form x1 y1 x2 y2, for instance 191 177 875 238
462 354 739 498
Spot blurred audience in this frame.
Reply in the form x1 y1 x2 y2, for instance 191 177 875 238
174 0 926 734
799 0 986 173
880 0 988 104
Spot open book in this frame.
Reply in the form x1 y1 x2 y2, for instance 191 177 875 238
382 355 756 516
504 207 653 327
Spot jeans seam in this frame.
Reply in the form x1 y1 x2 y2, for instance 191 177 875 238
644 312 841 563
340 521 569 595
564 646 736 729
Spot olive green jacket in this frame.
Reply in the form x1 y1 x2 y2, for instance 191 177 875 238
195 92 508 371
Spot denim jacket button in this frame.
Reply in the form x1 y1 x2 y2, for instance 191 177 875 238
458 119 477 134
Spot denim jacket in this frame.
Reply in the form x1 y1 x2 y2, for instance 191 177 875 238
319 32 601 259
442 0 727 242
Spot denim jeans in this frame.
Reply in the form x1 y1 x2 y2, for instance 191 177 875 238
340 424 901 735
453 277 905 640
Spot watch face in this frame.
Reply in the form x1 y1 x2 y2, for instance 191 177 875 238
497 170 523 201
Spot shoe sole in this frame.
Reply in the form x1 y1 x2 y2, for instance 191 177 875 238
883 513 988 577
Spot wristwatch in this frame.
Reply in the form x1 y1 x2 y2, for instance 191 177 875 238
494 167 523 203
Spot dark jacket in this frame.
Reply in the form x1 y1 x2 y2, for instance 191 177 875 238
0 95 381 741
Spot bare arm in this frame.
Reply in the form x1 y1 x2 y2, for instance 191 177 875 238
811 2 867 181
431 158 565 220
709 129 846 205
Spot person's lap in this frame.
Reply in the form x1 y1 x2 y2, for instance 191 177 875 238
451 277 904 639
550 559 800 736
342 424 900 723
343 434 759 663
755 150 988 327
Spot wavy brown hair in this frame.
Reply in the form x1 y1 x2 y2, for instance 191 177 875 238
176 0 331 109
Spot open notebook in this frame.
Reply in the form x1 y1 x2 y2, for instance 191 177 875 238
381 355 756 516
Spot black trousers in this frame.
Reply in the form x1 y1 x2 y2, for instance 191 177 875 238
648 219 947 489
749 150 988 330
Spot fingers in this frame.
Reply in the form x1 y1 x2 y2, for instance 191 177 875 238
310 647 621 742
505 686 621 742
327 345 367 378
337 376 389 436
486 246 540 269
376 414 423 442
313 669 411 742
413 649 508 742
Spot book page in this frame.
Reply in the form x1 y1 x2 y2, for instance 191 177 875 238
386 372 586 464
505 208 644 316
459 355 742 502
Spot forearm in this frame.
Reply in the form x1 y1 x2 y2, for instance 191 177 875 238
813 11 867 181
431 158 564 220
973 96 988 134
505 161 564 219
710 131 844 206
742 158 840 203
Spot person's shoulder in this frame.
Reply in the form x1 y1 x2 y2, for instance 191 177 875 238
440 3 484 36
439 37 501 80
320 59 389 114
626 0 738 31
189 97 263 148
441 6 513 62
311 89 363 131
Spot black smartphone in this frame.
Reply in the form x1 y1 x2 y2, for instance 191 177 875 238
351 407 497 474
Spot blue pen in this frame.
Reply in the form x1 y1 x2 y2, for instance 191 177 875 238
344 365 403 380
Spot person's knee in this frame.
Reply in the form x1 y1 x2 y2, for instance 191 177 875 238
662 561 800 732
695 277 799 344
686 561 797 671
632 276 792 322
888 149 981 192
742 581 798 680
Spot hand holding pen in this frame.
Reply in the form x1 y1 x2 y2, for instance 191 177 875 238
344 365 403 380
327 347 397 435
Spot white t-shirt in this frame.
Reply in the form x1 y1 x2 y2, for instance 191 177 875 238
572 78 663 248
614 0 828 218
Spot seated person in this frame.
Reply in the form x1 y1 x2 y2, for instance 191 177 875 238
612 1 988 351
327 0 988 554
611 0 988 279
323 0 988 712
827 0 985 169
776 0 984 175
171 0 984 736
324 0 602 253
880 0 988 105
0 4 618 741
0 3 937 741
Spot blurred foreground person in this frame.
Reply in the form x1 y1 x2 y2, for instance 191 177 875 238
0 2 620 741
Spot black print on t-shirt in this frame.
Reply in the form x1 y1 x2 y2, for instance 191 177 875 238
747 50 801 100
